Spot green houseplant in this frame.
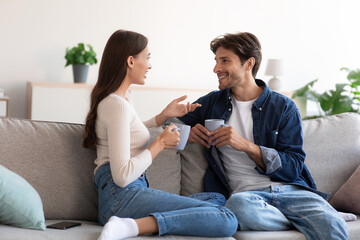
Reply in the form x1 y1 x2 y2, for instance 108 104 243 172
292 68 360 119
65 43 97 83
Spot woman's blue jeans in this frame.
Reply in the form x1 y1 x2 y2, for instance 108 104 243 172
94 164 238 237
225 185 348 240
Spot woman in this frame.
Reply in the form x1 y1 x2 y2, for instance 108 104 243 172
83 30 238 240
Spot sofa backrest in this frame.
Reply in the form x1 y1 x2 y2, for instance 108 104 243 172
0 118 98 221
302 113 360 195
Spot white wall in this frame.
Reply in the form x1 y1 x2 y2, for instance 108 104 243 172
1 0 360 118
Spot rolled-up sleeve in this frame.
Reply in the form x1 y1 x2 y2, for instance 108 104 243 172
256 146 282 175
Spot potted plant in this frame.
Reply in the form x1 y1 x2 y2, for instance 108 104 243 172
65 43 97 83
292 68 360 119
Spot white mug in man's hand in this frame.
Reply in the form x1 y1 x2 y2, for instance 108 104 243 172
204 119 227 145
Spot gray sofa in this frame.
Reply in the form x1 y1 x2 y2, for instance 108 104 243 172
1 113 360 240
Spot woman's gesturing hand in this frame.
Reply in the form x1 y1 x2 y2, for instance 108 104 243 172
156 95 201 126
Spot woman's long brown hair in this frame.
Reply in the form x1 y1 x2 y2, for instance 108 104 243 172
83 30 148 148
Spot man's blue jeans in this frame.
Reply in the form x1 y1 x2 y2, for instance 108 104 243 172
225 185 348 240
94 164 238 237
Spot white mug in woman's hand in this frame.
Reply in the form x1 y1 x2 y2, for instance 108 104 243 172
162 123 190 150
173 124 191 150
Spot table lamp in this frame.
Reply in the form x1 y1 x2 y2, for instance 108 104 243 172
265 59 284 91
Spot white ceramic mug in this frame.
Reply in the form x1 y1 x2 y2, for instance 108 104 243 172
205 119 226 132
172 123 191 150
205 119 226 145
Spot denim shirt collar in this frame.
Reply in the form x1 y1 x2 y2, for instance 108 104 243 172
224 89 232 105
253 79 271 111
226 79 271 111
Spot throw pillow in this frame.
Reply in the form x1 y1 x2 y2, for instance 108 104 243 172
146 127 182 194
179 143 208 196
0 165 46 230
330 165 360 215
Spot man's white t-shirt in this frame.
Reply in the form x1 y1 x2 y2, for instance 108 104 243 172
219 95 276 194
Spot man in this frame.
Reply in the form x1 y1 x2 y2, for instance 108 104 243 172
178 32 348 239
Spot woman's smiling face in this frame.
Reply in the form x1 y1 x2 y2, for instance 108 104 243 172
129 46 152 85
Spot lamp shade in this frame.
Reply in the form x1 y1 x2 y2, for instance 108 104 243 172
265 59 284 77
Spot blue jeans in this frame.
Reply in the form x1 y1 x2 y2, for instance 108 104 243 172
94 164 238 237
225 185 348 240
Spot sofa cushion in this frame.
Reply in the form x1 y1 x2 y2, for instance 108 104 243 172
179 142 207 196
0 118 98 222
1 220 102 240
330 165 360 215
146 127 181 194
302 113 360 195
0 165 45 230
233 217 360 240
233 230 305 240
1 220 236 240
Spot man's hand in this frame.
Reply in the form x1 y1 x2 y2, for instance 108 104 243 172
211 126 265 170
188 124 211 148
210 126 245 150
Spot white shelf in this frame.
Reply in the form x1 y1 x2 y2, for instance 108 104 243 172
26 82 212 123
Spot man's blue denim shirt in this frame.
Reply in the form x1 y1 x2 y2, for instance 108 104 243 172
178 79 329 200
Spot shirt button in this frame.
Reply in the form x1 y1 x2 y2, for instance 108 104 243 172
228 96 231 100
228 108 232 111
275 132 278 135
259 107 262 111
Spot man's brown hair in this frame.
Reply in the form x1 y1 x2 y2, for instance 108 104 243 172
210 32 262 78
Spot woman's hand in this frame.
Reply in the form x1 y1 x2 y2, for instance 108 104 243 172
155 95 201 126
148 124 180 159
163 95 201 118
158 124 180 149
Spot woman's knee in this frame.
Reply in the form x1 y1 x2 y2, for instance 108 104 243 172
188 192 226 206
217 206 238 236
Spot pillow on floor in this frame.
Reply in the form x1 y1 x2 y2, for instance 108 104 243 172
0 165 46 230
330 166 360 215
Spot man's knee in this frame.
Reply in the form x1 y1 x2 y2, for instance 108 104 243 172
225 192 259 217
328 211 348 236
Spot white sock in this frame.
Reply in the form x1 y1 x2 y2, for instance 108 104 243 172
338 211 357 222
98 216 139 240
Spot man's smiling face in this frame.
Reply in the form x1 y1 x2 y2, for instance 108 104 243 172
213 46 247 90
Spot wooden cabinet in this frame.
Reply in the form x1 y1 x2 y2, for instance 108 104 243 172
0 96 10 117
27 82 94 124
